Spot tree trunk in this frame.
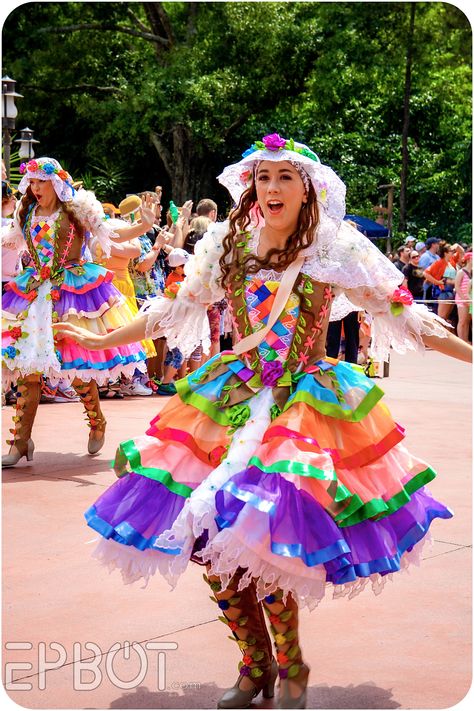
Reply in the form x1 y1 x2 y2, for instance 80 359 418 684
399 3 416 232
150 124 198 204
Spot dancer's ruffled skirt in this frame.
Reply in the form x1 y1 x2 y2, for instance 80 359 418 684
2 263 147 388
84 353 452 609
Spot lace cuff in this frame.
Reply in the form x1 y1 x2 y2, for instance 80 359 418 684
141 293 211 358
342 285 449 360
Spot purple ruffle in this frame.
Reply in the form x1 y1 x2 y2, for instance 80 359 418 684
2 280 122 319
215 468 452 584
55 281 121 318
85 473 186 550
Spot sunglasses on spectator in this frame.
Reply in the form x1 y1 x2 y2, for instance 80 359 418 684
411 253 419 258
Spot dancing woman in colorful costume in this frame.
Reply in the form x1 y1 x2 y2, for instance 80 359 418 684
2 157 155 467
56 136 472 709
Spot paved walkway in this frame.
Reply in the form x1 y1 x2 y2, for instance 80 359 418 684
2 350 472 709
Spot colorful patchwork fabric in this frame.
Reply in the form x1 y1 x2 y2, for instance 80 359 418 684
245 279 299 363
31 221 55 265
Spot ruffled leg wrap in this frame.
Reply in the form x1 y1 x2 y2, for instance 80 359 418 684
204 567 277 704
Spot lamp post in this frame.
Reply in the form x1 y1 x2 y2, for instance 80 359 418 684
15 127 40 161
2 75 23 180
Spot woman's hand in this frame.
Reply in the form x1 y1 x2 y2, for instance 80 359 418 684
54 323 108 351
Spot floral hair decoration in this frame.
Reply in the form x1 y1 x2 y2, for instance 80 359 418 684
218 133 346 222
18 157 75 202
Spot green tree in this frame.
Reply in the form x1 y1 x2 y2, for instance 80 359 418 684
2 2 471 241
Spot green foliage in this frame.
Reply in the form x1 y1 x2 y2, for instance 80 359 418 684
2 1 471 241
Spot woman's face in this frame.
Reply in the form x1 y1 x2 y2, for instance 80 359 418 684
255 160 307 233
29 179 57 208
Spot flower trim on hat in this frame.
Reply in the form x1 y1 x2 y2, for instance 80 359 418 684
19 159 71 183
242 134 320 163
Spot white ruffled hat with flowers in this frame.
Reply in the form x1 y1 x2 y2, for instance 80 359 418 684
18 157 75 202
217 133 346 222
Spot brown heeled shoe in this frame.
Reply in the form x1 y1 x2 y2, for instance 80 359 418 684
277 663 310 709
218 657 278 709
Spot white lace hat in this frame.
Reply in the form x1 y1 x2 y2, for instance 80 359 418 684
217 133 346 221
18 157 75 202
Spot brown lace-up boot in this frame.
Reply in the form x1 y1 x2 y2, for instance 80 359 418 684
2 376 41 468
262 590 309 709
204 568 277 709
72 379 107 454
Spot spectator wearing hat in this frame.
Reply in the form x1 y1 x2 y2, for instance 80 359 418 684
418 237 440 269
404 235 416 248
102 202 120 219
415 241 426 256
419 237 441 305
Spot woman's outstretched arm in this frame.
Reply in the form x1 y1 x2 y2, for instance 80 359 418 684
422 330 472 363
54 314 148 351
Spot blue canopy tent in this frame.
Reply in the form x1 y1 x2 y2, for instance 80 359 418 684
344 214 389 240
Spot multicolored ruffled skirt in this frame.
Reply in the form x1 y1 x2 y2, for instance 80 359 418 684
2 262 147 388
84 353 452 609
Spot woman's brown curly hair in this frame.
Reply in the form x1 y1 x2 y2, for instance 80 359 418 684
219 174 319 289
18 187 85 243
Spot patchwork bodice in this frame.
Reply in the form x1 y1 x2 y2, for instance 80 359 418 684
228 270 333 373
23 208 82 280
245 278 300 364
30 216 57 266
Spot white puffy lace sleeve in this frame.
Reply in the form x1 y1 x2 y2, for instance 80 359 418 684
304 218 449 360
1 205 26 250
140 220 227 358
70 190 117 259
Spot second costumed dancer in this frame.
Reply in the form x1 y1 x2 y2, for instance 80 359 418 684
56 135 472 709
1 157 155 467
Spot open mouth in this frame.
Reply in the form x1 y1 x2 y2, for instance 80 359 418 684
267 200 284 214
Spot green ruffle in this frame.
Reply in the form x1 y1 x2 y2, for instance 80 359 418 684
248 454 437 528
117 439 193 498
282 380 384 422
336 466 437 528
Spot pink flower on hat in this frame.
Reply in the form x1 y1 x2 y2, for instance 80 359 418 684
262 133 287 151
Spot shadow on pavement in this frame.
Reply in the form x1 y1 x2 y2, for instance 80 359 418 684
108 681 401 709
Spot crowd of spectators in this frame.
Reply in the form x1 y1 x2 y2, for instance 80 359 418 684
2 165 471 402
